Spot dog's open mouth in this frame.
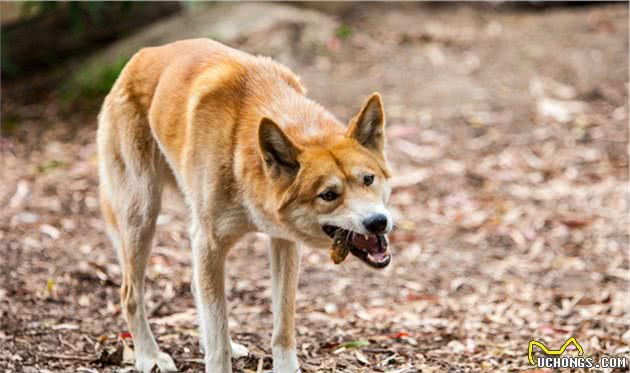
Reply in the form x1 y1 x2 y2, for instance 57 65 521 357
323 225 391 268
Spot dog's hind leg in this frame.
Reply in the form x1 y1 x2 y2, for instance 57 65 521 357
97 94 176 373
189 214 241 373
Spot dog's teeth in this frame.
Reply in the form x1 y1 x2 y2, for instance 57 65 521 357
363 234 368 240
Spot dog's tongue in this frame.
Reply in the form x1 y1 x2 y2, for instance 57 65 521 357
351 233 387 259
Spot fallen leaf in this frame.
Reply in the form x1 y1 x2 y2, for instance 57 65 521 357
122 341 134 365
406 293 439 303
539 325 570 335
537 98 586 123
354 350 369 365
94 345 123 366
388 331 410 339
40 224 61 239
9 180 30 208
341 340 370 349
52 323 80 331
560 218 592 229
46 279 55 298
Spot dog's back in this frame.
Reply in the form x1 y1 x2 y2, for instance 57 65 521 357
99 38 308 184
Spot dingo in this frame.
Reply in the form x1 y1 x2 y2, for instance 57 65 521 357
97 39 393 373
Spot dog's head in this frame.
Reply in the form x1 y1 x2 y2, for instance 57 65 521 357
258 93 393 268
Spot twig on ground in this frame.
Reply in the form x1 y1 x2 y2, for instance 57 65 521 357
256 357 264 373
38 353 94 362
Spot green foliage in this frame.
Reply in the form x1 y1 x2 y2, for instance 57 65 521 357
20 2 61 18
336 24 352 39
1 115 20 137
1 30 18 77
20 1 134 28
38 160 66 173
59 56 129 107
2 2 137 78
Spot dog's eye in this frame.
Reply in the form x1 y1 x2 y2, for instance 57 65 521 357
364 174 375 186
319 190 339 201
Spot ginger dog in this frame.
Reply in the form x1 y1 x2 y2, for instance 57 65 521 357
97 38 393 373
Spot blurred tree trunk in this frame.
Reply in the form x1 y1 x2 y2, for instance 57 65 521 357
1 2 181 78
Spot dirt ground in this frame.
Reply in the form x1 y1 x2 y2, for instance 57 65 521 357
1 3 628 373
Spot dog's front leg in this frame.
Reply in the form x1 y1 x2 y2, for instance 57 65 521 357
191 222 232 373
269 238 302 373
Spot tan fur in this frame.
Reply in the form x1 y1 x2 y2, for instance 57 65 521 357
97 38 392 373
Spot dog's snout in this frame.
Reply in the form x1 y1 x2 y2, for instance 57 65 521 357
363 214 388 234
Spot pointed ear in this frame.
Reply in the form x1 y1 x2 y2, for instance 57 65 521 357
347 93 386 153
258 117 300 178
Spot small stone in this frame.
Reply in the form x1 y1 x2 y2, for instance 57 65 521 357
324 303 338 314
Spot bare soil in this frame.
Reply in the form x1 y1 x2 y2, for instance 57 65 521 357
1 3 628 372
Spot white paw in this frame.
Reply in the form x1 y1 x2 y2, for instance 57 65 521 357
135 351 178 373
272 347 300 373
230 340 250 358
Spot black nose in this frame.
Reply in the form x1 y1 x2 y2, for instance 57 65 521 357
363 214 388 234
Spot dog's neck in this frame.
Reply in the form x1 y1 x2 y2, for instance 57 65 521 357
251 81 346 145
